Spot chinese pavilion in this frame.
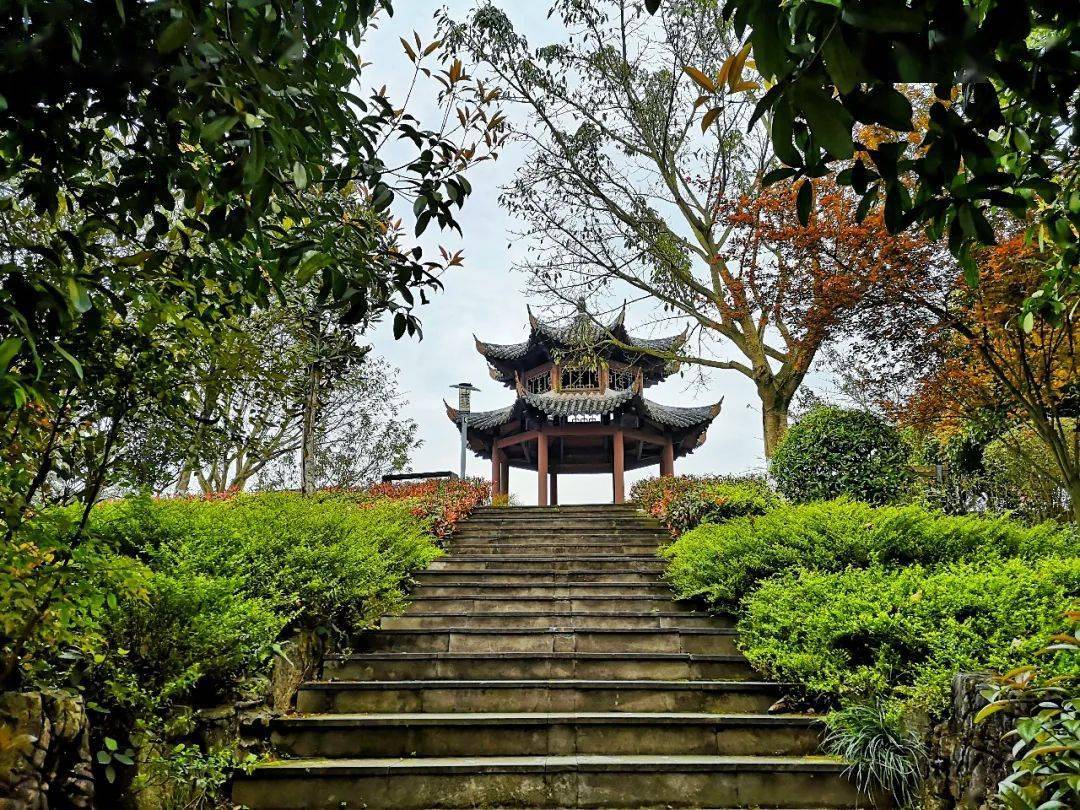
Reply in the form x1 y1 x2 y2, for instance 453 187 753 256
445 300 722 504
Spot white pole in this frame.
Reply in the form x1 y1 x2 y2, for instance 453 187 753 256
459 413 468 479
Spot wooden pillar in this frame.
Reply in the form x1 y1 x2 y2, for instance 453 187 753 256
612 429 625 504
537 432 549 506
500 460 510 496
550 471 558 506
491 447 502 497
661 440 675 477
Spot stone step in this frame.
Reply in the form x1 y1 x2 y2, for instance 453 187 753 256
324 652 756 682
232 754 869 808
269 712 826 758
457 517 661 530
382 612 729 631
410 582 678 598
452 527 667 538
296 679 786 714
450 542 664 555
427 557 664 573
401 595 698 615
413 570 663 585
477 504 641 513
352 627 739 655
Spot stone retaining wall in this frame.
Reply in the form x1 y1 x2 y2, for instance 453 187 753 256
923 673 1020 808
1 628 324 809
0 690 94 810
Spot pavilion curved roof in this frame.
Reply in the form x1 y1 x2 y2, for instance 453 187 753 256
473 300 687 388
444 391 721 433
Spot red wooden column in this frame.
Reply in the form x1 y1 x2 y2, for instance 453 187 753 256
537 432 549 506
491 447 503 496
612 429 625 504
500 459 510 496
550 471 558 505
661 440 675 477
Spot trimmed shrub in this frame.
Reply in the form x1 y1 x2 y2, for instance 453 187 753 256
92 491 443 634
631 474 780 533
102 571 284 705
770 405 912 504
662 499 1077 610
737 557 1080 714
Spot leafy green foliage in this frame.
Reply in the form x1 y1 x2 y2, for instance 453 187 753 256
738 558 1080 714
1 0 501 409
0 509 147 686
977 610 1080 809
770 406 912 504
131 743 260 810
103 571 285 705
824 701 925 807
91 491 443 635
696 0 1079 314
631 474 780 534
662 499 1077 610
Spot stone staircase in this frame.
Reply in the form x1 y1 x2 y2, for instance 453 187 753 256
233 504 873 808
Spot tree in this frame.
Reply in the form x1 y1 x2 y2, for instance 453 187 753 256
450 0 911 456
257 356 419 492
647 0 1079 317
1 2 503 407
0 4 503 686
836 235 1079 522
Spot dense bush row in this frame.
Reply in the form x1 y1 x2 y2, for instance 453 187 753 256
740 557 1080 714
663 499 1077 610
633 474 1078 802
4 479 488 804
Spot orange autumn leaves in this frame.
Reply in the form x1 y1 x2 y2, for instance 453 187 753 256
724 178 935 353
901 236 1078 437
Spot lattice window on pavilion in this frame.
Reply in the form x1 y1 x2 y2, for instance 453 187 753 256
525 369 552 394
608 367 634 390
561 366 601 391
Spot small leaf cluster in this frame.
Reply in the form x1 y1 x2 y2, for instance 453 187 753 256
977 610 1080 809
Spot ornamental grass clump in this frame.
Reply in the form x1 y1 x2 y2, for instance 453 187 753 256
824 701 926 808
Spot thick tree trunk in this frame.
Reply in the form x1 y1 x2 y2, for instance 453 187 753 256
1068 479 1080 524
761 400 790 460
175 467 192 495
300 362 320 496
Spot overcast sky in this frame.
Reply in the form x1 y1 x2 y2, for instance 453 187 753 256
358 2 827 503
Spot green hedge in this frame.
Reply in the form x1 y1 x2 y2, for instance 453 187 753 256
92 491 442 635
770 405 912 504
738 558 1080 714
102 571 285 707
631 474 780 533
662 499 1077 610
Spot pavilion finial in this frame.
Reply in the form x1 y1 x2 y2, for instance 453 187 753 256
612 300 627 327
